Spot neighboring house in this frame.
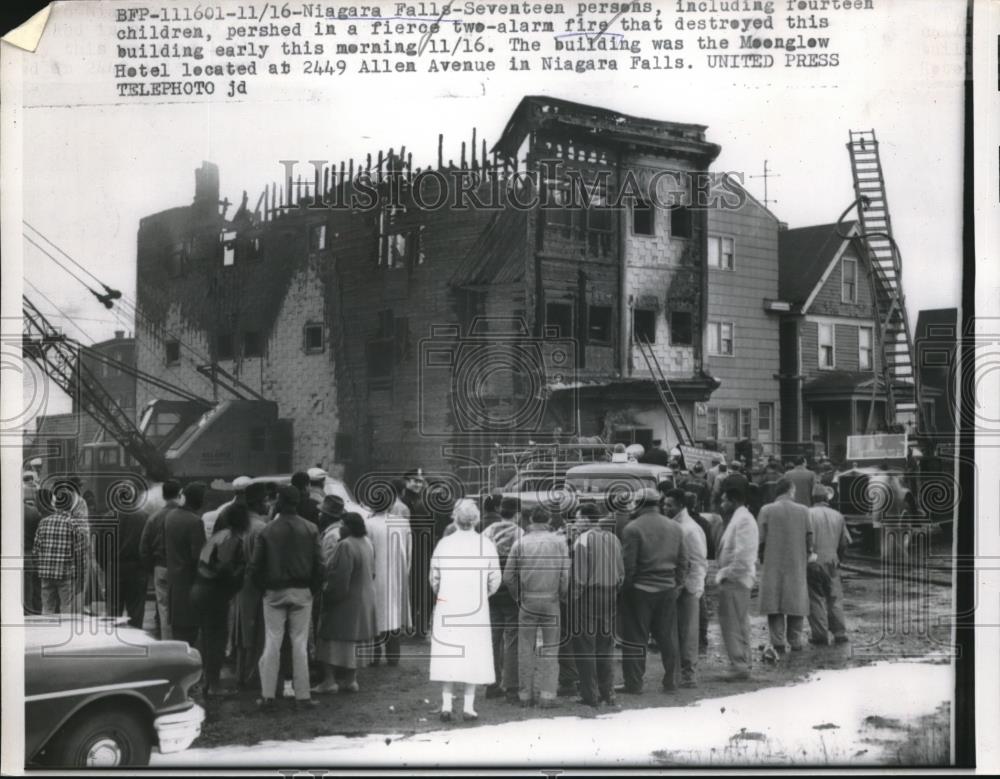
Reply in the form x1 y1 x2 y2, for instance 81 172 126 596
777 221 894 463
700 183 782 462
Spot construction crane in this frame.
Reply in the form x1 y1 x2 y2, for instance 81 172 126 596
22 296 177 482
23 295 292 509
845 129 925 435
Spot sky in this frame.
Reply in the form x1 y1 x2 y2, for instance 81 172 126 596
7 0 968 416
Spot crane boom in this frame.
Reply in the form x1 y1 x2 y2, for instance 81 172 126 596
22 296 171 481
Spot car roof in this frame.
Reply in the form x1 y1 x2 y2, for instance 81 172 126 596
566 463 673 477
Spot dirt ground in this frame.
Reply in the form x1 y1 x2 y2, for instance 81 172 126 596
192 560 955 751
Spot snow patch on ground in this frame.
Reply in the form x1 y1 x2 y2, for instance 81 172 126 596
153 660 952 768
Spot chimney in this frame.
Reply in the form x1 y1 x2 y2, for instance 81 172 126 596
778 221 789 231
114 329 125 340
194 162 220 215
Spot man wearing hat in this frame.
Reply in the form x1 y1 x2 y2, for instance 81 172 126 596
619 487 688 695
807 485 852 646
307 467 328 505
402 469 432 638
249 485 323 709
208 476 254 536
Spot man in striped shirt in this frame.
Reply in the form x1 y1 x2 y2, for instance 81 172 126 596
33 487 90 615
570 503 624 707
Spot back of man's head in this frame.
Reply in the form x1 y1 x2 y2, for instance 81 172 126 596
290 471 310 491
724 486 746 505
499 497 519 519
529 505 551 526
775 476 794 498
161 479 181 502
276 485 300 514
182 482 207 511
796 455 808 467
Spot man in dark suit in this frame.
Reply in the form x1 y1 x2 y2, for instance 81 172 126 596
786 456 818 507
112 486 150 629
164 482 207 645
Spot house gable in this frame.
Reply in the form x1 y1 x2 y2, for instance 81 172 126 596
804 240 876 319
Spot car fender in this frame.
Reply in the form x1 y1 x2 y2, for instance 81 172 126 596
26 686 160 760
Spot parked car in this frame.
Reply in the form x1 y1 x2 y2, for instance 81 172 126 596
564 462 675 517
25 615 204 768
500 463 580 515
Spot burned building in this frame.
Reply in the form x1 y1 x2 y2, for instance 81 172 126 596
134 97 787 485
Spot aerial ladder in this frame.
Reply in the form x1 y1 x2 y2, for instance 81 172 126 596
845 130 925 434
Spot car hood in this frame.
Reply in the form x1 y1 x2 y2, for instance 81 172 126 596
24 616 189 657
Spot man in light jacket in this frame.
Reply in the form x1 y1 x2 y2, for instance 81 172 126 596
715 486 759 681
503 505 569 709
663 487 707 688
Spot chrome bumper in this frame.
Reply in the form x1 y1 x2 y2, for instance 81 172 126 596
154 703 205 754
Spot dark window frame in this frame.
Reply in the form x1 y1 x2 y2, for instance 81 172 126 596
632 199 655 236
588 304 613 344
670 206 693 239
670 311 694 346
304 322 325 354
633 308 657 343
216 333 235 361
165 340 181 366
545 301 574 339
243 331 264 359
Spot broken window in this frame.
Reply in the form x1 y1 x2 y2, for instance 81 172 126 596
378 206 423 268
310 223 327 252
304 323 324 354
545 302 574 338
221 229 237 266
585 186 613 256
632 199 654 236
670 206 693 239
217 333 234 361
541 177 577 237
670 311 693 345
588 305 613 344
633 309 657 343
243 331 263 358
165 340 180 366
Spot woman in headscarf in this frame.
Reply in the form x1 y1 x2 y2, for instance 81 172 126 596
314 512 376 693
428 498 501 722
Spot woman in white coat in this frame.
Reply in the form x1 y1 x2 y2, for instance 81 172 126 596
428 498 501 722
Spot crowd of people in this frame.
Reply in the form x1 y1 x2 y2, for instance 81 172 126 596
21 455 853 722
